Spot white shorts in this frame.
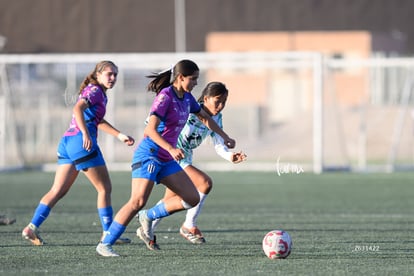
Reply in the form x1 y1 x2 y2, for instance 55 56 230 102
178 147 193 169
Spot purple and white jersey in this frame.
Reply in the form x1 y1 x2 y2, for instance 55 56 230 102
63 84 107 137
138 85 201 161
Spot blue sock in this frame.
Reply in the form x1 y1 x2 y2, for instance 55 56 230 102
98 206 113 231
102 221 126 245
146 202 170 220
31 203 51 227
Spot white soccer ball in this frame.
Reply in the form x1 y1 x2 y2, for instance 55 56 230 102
262 230 292 259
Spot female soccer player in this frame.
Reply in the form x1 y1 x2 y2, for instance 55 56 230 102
146 81 247 245
96 60 236 257
22 61 135 246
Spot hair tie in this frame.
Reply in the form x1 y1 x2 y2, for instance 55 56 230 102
158 64 174 75
169 64 175 83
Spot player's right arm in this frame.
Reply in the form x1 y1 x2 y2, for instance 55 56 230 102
196 108 235 149
73 99 92 151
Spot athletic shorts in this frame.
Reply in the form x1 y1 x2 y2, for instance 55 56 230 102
57 133 105 171
131 156 182 183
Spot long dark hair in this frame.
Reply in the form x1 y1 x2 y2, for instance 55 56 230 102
198 81 228 102
146 59 199 94
78 60 118 94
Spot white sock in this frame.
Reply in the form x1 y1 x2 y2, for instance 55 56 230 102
183 191 207 229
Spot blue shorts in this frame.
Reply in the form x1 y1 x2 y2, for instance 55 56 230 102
131 156 182 183
57 134 105 171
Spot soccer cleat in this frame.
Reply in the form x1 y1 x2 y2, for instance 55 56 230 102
138 210 153 240
96 242 120 257
136 226 160 251
115 236 132 245
22 224 44 246
179 225 206 244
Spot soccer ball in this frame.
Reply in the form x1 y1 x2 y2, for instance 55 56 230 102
262 230 292 259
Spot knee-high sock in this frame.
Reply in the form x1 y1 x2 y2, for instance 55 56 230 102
30 203 51 228
98 206 113 231
183 192 207 229
146 202 169 220
151 200 164 231
101 221 126 245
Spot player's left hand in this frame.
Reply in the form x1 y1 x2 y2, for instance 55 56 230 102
124 136 135 146
118 133 135 146
231 151 247 164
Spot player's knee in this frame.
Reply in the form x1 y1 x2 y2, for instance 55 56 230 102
49 188 69 201
97 185 112 197
204 176 213 193
129 197 146 211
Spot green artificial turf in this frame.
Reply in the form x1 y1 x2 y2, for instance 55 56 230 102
1 171 413 275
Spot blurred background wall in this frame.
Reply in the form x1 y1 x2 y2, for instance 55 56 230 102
0 0 412 54
1 0 414 173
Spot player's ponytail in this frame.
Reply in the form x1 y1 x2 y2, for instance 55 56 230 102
147 59 199 95
146 69 172 94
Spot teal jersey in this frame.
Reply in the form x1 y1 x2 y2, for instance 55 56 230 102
177 112 222 150
177 110 232 167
